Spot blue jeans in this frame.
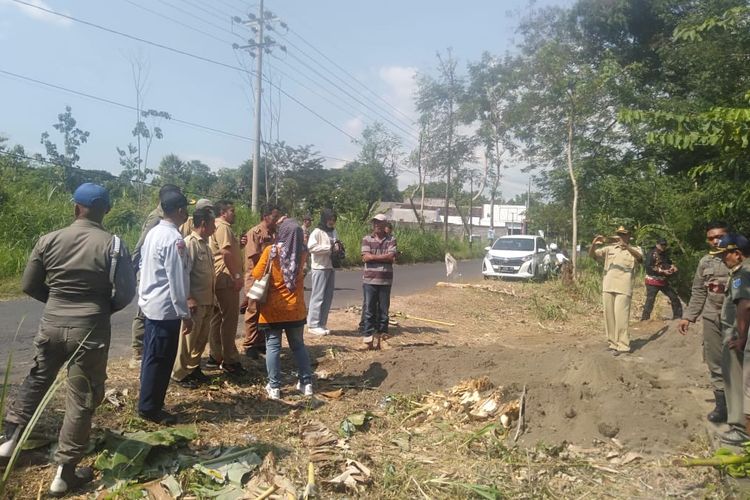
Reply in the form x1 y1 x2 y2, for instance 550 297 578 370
263 326 313 389
139 318 180 415
362 284 391 337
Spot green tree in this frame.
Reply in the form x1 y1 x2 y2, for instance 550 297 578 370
39 106 90 192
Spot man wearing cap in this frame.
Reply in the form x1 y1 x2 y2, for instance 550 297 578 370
641 238 682 321
172 207 216 388
129 184 190 369
711 234 750 444
679 221 731 423
180 198 214 237
589 226 643 355
208 200 246 374
137 189 192 425
241 204 280 359
360 214 398 350
0 183 136 496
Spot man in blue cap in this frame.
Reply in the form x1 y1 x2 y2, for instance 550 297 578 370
0 183 136 496
711 233 750 445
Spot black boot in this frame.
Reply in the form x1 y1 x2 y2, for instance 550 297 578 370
708 390 728 423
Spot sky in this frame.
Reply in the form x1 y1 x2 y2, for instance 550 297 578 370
0 0 571 200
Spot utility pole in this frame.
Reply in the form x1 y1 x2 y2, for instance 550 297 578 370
233 5 286 213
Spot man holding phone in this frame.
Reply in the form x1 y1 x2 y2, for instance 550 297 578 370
589 226 643 355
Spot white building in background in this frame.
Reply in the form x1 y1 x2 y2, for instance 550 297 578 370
379 199 527 236
479 204 526 235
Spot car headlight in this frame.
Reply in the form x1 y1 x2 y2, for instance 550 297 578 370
522 254 533 262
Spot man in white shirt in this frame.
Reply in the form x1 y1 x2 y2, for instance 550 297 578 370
138 190 192 425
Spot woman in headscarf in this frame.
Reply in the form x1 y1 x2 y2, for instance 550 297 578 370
305 209 339 336
252 218 313 399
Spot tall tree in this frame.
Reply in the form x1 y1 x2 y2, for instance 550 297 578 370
416 50 475 242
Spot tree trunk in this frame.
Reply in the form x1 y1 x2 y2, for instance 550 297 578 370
567 111 578 280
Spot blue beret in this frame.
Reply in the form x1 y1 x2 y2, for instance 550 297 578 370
711 233 750 255
73 183 110 208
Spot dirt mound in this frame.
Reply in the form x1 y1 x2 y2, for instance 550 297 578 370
337 319 710 454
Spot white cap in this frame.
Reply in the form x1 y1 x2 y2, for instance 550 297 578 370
371 214 387 222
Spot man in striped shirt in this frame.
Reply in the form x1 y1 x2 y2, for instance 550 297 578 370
360 214 398 350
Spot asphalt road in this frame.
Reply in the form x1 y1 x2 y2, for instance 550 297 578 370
1 259 482 381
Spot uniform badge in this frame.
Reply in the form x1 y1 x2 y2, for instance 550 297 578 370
733 278 742 289
176 239 186 258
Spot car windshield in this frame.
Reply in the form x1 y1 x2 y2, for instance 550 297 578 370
492 238 534 251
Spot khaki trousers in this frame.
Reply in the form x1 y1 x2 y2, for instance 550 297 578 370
703 315 724 392
209 286 241 364
242 299 264 351
723 342 744 428
602 291 631 351
5 316 109 465
172 305 212 380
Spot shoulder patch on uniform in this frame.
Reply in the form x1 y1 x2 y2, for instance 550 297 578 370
177 239 186 257
733 278 742 289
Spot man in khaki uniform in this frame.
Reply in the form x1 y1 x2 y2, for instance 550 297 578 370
0 183 136 496
172 208 216 387
180 198 214 237
710 234 750 445
208 200 245 374
678 221 730 422
589 226 643 355
241 205 280 359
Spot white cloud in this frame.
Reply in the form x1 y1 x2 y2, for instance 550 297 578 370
343 116 364 138
378 65 418 121
2 0 72 27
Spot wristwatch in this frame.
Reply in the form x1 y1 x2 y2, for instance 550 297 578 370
234 273 241 279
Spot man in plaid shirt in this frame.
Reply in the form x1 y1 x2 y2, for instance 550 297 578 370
360 214 397 350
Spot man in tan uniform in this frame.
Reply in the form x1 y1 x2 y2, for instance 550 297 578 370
180 198 214 237
172 208 216 387
0 183 136 496
241 205 280 359
208 200 245 374
589 226 643 355
678 221 730 422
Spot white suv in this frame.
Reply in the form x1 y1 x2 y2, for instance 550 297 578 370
482 235 549 280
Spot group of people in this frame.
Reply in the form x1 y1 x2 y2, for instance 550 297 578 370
0 182 398 496
591 222 750 445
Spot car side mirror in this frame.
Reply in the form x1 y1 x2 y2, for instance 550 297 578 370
538 248 546 253
484 246 491 252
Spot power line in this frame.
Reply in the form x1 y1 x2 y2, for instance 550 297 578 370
286 27 417 124
160 0 419 144
0 68 352 163
9 0 358 142
125 0 231 44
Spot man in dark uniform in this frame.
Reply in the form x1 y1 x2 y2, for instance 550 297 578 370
678 221 730 422
129 184 190 369
241 204 280 359
0 183 136 496
711 233 750 445
641 238 682 320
